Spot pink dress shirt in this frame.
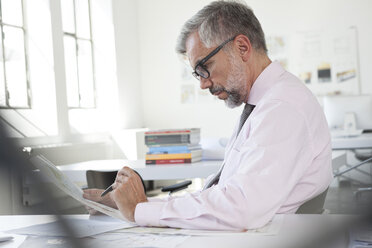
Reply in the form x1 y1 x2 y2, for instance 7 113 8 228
135 61 333 230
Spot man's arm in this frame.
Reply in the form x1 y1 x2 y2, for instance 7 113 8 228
134 100 330 230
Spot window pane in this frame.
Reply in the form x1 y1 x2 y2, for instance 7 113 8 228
0 30 5 107
1 0 23 26
3 26 28 107
64 35 79 107
77 39 94 107
75 0 91 39
61 0 75 33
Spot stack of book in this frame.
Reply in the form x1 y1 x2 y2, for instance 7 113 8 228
145 128 202 165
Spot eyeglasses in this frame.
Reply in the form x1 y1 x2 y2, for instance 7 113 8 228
192 36 235 80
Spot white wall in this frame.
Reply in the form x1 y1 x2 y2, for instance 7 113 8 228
138 0 241 138
112 0 144 129
69 0 122 133
132 0 372 138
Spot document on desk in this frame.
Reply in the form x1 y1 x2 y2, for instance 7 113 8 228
89 233 190 248
0 233 27 248
114 214 284 236
7 216 132 238
349 225 372 248
29 155 133 225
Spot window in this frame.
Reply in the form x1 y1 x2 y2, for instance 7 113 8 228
0 0 118 138
61 0 96 108
0 0 30 108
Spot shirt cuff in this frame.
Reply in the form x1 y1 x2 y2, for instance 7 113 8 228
134 201 166 227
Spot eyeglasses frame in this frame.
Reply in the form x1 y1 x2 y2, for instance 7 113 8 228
192 36 236 80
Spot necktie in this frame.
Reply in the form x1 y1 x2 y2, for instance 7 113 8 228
203 103 255 190
237 103 255 135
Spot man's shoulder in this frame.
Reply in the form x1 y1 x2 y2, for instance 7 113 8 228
262 71 317 109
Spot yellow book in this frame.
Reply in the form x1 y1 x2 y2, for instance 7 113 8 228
146 153 192 160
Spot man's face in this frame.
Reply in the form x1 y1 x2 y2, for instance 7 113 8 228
186 32 248 108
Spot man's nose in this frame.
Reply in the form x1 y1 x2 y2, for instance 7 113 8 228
200 77 212 89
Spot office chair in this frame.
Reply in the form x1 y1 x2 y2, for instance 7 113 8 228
333 149 372 200
352 149 372 200
86 170 148 195
295 188 329 214
86 170 191 195
86 170 118 190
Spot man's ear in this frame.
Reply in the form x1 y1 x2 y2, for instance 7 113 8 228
234 35 251 62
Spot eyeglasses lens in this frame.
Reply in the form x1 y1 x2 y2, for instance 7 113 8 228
195 65 209 79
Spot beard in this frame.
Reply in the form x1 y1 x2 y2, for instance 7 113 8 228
209 56 247 108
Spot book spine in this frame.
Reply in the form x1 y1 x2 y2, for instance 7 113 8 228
145 128 200 135
146 159 192 165
148 150 191 154
146 143 199 147
148 145 192 153
148 145 201 153
145 153 192 160
145 130 192 135
145 134 196 145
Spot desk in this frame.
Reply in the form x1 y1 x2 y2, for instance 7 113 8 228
58 151 346 185
58 160 223 182
332 133 372 150
0 214 356 248
331 133 372 181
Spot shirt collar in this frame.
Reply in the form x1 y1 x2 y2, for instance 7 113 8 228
247 61 285 105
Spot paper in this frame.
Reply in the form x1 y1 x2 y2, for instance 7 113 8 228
29 155 132 223
16 236 76 248
200 137 227 160
0 234 13 242
0 234 26 248
11 232 189 248
289 28 360 96
114 214 284 236
89 233 190 248
349 225 372 248
7 217 131 238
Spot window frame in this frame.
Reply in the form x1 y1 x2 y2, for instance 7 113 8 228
63 0 97 109
0 0 32 109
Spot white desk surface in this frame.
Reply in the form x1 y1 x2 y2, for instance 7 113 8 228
0 214 355 248
58 151 346 183
332 133 372 150
58 159 223 182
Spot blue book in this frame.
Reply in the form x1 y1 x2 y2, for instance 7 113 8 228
148 145 201 154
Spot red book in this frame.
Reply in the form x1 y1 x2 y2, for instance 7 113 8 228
145 130 192 135
145 128 200 136
146 158 192 165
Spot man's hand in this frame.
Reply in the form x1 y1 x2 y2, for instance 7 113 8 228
112 166 148 222
83 188 117 215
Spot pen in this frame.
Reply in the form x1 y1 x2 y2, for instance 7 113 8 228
100 170 146 197
101 184 113 197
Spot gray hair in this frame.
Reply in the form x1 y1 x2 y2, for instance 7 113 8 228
176 0 267 55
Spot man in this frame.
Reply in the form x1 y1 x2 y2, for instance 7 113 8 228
84 0 333 230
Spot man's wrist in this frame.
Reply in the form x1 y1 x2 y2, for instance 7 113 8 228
134 201 165 227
